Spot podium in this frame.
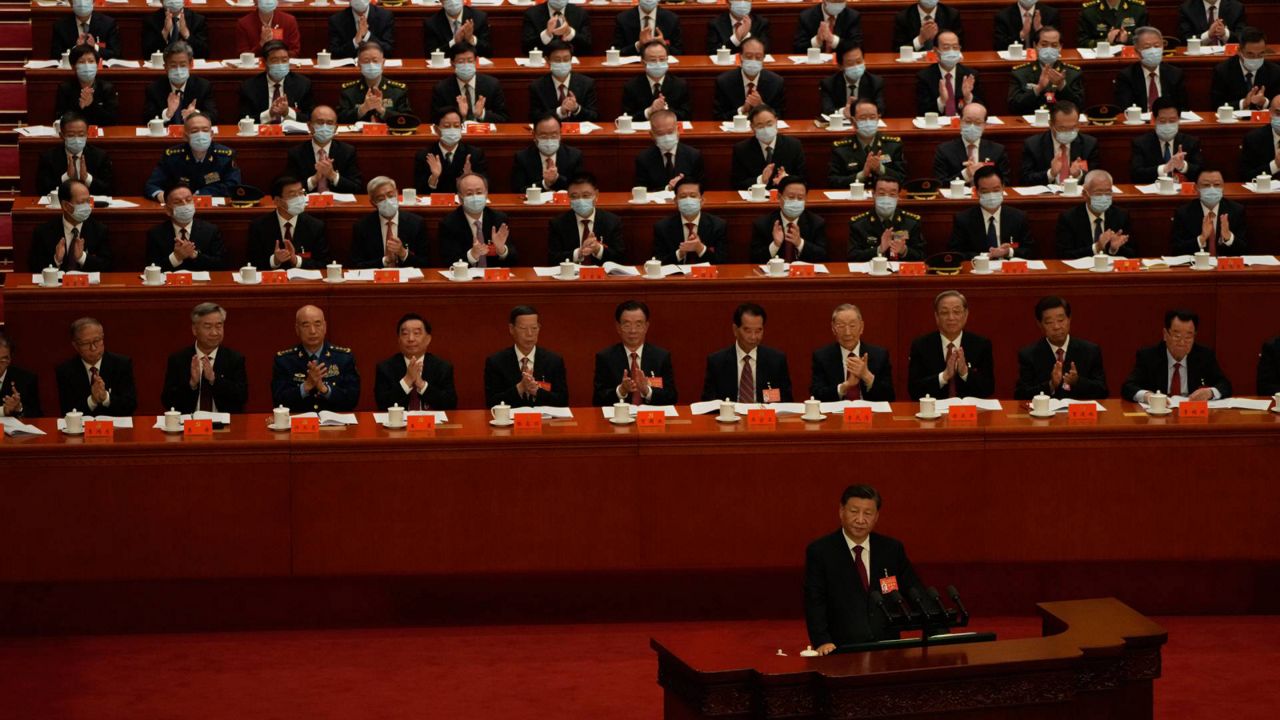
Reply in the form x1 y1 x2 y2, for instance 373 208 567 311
651 598 1165 720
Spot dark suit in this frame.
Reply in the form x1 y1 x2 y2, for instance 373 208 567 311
805 530 922 647
592 343 678 406
373 353 457 410
437 207 518 267
750 210 827 263
652 211 729 265
160 345 249 414
1239 125 1280 181
793 6 862 52
484 346 569 407
613 8 683 55
731 135 807 190
142 8 209 57
932 137 1010 184
237 72 314 123
915 63 982 116
521 4 592 55
350 211 430 269
1021 131 1101 185
54 77 119 127
414 142 487 196
286 140 364 194
892 3 964 51
1210 56 1280 110
701 345 793 402
1055 204 1136 259
55 352 137 416
1129 131 1202 184
37 144 114 196
145 219 228 271
621 74 692 121
143 76 218 125
431 74 508 122
51 13 121 60
510 144 583 193
245 211 329 270
546 210 625 265
819 70 887 116
1170 198 1248 256
713 69 786 120
1114 63 1188 112
423 7 493 58
1121 342 1232 400
328 5 395 58
947 205 1033 258
707 12 771 53
1257 337 1280 396
907 331 996 400
1178 0 1246 42
0 366 42 418
29 216 112 272
1014 337 1108 399
634 142 705 192
810 342 895 402
529 72 599 122
993 3 1061 49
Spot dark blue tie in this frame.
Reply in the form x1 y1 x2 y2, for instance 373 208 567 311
1162 142 1171 163
986 216 997 248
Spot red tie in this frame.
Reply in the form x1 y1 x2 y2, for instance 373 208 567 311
1057 144 1070 183
1170 361 1183 396
1055 347 1065 365
944 72 956 116
844 350 862 400
946 342 958 397
407 362 422 410
557 84 567 104
738 355 754 403
1206 212 1218 256
1146 71 1159 111
283 221 292 241
853 545 869 591
1207 5 1219 45
580 219 595 265
180 227 188 242
629 351 643 405
316 147 329 193
746 81 755 97
385 219 395 264
782 222 797 262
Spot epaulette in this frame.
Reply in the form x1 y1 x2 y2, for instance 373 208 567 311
1063 63 1082 71
1013 62 1034 70
386 79 407 89
903 211 921 220
852 211 870 221
165 146 186 156
329 345 353 353
833 138 853 147
1128 0 1145 5
341 79 362 88
882 135 901 142
212 147 233 156
277 347 297 356
1082 0 1100 7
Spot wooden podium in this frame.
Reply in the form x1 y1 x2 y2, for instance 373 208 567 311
651 598 1166 720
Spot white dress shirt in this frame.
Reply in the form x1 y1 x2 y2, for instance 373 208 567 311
82 357 109 410
810 7 843 49
1199 1 1230 42
573 208 605 262
270 210 304 268
937 332 969 387
398 354 430 395
61 216 89 267
769 210 806 258
615 344 654 401
61 149 95 187
160 81 188 122
539 10 577 45
168 220 198 268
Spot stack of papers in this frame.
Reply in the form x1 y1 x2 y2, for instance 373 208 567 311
933 397 1004 412
1043 399 1107 413
1075 46 1122 59
986 259 1048 271
756 262 829 274
1242 183 1280 194
1244 255 1280 266
291 411 359 426
138 270 212 282
1140 397 1272 412
24 60 61 70
373 410 449 424
512 407 574 419
912 116 954 129
0 417 46 436
57 416 134 431
601 405 679 419
688 401 805 415
16 126 59 137
819 400 893 414
343 268 424 282
847 261 900 274
787 53 834 64
150 411 232 429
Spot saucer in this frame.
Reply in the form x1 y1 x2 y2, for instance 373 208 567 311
39 282 61 288
613 129 636 134
970 269 993 275
266 421 291 431
1270 406 1280 414
60 427 85 436
159 425 185 434
627 199 649 204
868 270 893 277
489 418 515 427
238 277 262 285
1089 265 1113 273
1189 265 1215 271
1145 407 1173 416
141 280 166 287
801 413 825 422
609 416 636 425
322 277 346 284
1028 410 1056 419
1122 119 1145 125
381 420 408 429
715 415 740 424
914 412 941 420
1216 117 1239 124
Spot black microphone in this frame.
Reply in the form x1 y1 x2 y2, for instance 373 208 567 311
947 585 969 622
908 588 942 623
869 590 895 623
888 590 918 621
926 587 951 621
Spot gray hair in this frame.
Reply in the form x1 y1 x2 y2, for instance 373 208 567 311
831 303 864 322
163 42 194 64
457 172 488 192
1132 26 1163 45
366 175 396 196
1083 169 1113 188
191 302 227 324
69 317 102 339
933 290 968 311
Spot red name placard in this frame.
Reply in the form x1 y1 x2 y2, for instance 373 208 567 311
260 271 288 284
690 266 718 279
948 405 978 422
484 268 512 281
1251 110 1268 123
843 407 872 424
62 274 89 288
256 124 283 137
1114 259 1141 272
84 420 114 439
899 262 926 276
1218 257 1244 271
879 575 899 594
514 412 542 430
167 124 184 138
560 122 580 134
193 195 214 208
166 273 192 286
407 414 436 431
373 269 400 283
788 264 815 277
291 416 319 433
467 123 493 134
1067 403 1098 421
637 410 666 427
1001 260 1028 274
183 418 213 436
361 123 388 136
746 408 777 427
307 194 334 208
578 266 607 280
1179 400 1209 418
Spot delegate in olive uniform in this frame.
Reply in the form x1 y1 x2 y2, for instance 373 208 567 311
828 135 907 187
1008 57 1085 115
336 76 412 124
1077 0 1148 48
848 207 926 262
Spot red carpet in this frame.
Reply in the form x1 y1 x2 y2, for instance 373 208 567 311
1 616 1276 719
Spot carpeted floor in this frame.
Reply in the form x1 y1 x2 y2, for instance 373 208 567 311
1 615 1277 719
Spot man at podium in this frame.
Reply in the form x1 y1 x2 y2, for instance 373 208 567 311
805 484 922 655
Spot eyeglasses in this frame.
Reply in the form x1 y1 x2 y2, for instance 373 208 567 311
74 337 104 349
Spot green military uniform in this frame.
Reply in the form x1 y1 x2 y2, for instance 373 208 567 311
1008 60 1086 114
1077 0 1148 48
828 134 907 188
270 342 361 413
336 76 413 124
848 208 926 262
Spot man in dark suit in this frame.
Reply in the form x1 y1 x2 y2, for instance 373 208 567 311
811 303 895 402
548 173 625 265
805 485 924 654
701 303 793 403
750 176 827 263
55 45 120 127
38 112 114 196
893 0 964 52
55 317 137 416
0 333 42 419
793 0 861 53
653 179 729 265
143 1 209 58
1130 97 1203 184
423 1 493 58
528 40 598 122
948 166 1032 259
511 115 584 193
933 102 1010 185
51 5 121 61
143 43 217 126
1258 336 1280 397
731 105 805 190
30 179 112 273
1209 28 1278 111
821 41 886 117
1055 169 1136 258
849 177 925 262
634 109 705 192
246 175 329 270
1121 308 1232 402
907 290 996 400
708 3 771 53
522 0 591 55
374 313 458 411
1015 296 1108 400
614 1 683 56
271 305 360 413
431 43 508 122
484 305 569 408
592 300 679 407
238 40 314 123
621 40 692 121
1171 169 1247 256
351 176 429 269
161 302 249 414
146 184 227 271
915 31 980 116
1006 27 1086 115
713 37 785 120
994 0 1060 49
1178 0 1245 45
287 105 364 194
1114 27 1189 112
1239 95 1280 181
414 106 488 196
439 172 517 268
1021 101 1100 185
328 1 394 59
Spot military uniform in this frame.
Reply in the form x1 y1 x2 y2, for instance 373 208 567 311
1077 0 1148 48
848 209 926 262
828 135 907 188
1008 60 1086 115
336 77 413 124
144 143 241 199
270 342 361 413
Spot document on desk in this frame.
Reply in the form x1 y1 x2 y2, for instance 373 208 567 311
0 417 46 436
819 400 893 414
292 412 359 426
30 271 102 285
57 416 134 430
1047 399 1106 413
934 397 1004 412
601 405 679 419
1244 255 1280 266
689 401 724 415
374 411 449 424
602 262 641 276
755 262 830 274
513 407 575 420
286 269 323 281
1061 257 1099 270
1012 185 1055 196
151 412 232 429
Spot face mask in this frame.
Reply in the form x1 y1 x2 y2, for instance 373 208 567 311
64 135 87 155
267 62 290 82
164 0 184 13
71 0 92 16
1054 129 1078 146
257 0 277 12
1037 47 1060 68
167 66 189 86
979 192 1003 210
856 119 878 138
782 198 805 218
548 0 569 10
360 62 382 81
638 0 659 11
938 50 961 68
1155 121 1179 142
1242 56 1265 73
188 130 211 153
550 61 572 79
285 195 308 217
571 197 594 217
729 0 751 18
377 196 399 218
755 125 777 144
654 132 678 152
75 62 97 84
350 0 371 12
1199 187 1223 206
1089 193 1112 214
537 137 560 156
440 126 463 146
70 202 92 223
645 61 668 80
824 1 845 16
172 202 196 225
741 59 763 77
1270 116 1280 134
454 62 477 82
311 123 335 144
1139 47 1163 68
463 194 488 214
1018 0 1036 8
918 0 938 9
843 63 865 83
960 122 983 144
874 196 897 218
677 197 701 217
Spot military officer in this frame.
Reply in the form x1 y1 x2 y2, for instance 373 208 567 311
144 111 240 201
1007 26 1085 114
1077 0 1147 48
848 176 925 262
336 41 412 124
829 98 906 187
270 304 360 413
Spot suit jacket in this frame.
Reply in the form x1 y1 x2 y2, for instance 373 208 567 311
947 205 1033 258
546 209 625 265
245 210 329 270
1210 56 1280 110
652 211 729 265
1239 125 1280 181
414 142 487 196
237 71 314 123
1055 204 1136 259
713 69 786 121
142 8 209 57
1021 131 1101 185
51 13 122 60
286 140 364 194
55 351 137 416
793 6 862 52
993 3 1061 49
621 73 692 121
701 345 793 402
1129 130 1202 184
707 12 771 53
37 144 114 196
431 74 509 122
1114 62 1188 112
805 530 922 647
235 10 301 56
932 137 1010 184
30 216 112 272
328 5 395 58
907 331 996 400
1014 336 1108 399
731 134 807 190
592 342 678 406
613 8 683 55
634 142 705 192
892 3 964 51
1257 336 1280 396
160 345 249 413
423 7 493 58
145 219 228 270
521 4 592 55
750 210 827 263
350 211 430 269
0 366 42 418
510 144 583 193
819 70 887 116
437 207 518 267
373 353 458 410
528 72 599 122
1178 0 1246 42
1121 342 1232 400
809 342 895 402
143 76 218 125
915 63 982 116
1170 198 1248 256
54 77 120 127
484 346 569 407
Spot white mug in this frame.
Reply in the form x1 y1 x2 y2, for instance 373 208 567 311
848 183 866 200
148 118 166 136
612 401 632 421
525 185 543 203
919 395 937 418
631 186 648 203
387 404 405 426
527 48 544 65
803 397 822 418
491 403 512 423
1124 105 1143 123
149 51 165 68
605 48 621 65
716 46 732 64
42 266 60 287
1007 42 1024 59
1095 41 1112 56
1193 251 1212 269
1256 174 1273 192
1093 253 1110 271
59 49 71 69
238 117 256 135
1217 104 1235 122
144 264 164 284
1272 392 1280 411
806 46 822 63
316 50 332 68
899 45 915 61
972 255 991 273
558 260 576 279
1149 392 1168 412
65 410 84 434
1062 177 1080 195
949 178 967 198
239 52 257 67
326 262 343 281
749 183 768 201
644 257 663 278
1186 37 1201 54
767 256 786 277
401 187 417 204
240 265 259 283
1158 175 1176 194
615 114 633 132
732 113 749 132
451 260 470 280
429 50 446 67
923 112 940 128
1033 108 1051 126
827 113 847 130
870 255 889 274
718 399 737 421
164 408 182 432
1031 393 1051 415
273 406 290 427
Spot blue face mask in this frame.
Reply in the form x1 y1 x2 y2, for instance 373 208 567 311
571 197 595 217
164 0 185 12
824 1 845 16
454 62 477 82
677 197 701 217
843 63 865 82
167 66 190 86
1155 121 1179 142
75 62 97 84
741 59 763 77
377 196 399 218
172 202 196 225
1037 46 1060 67
1089 193 1112 214
350 0 371 12
874 196 897 218
311 123 335 144
1199 186 1223 206
64 135 87 155
548 0 569 10
285 195 308 217
71 0 93 16
440 126 463 146
1054 129 1078 146
267 62 289 82
960 122 983 144
1270 116 1280 134
463 194 488 214
188 130 211 153
257 0 277 12
360 62 382 81
918 0 938 9
729 0 751 18
550 61 572 79
938 50 961 67
1139 47 1163 68
856 119 879 137
654 132 678 152
1242 56 1265 74
70 202 93 223
645 61 668 80
755 125 777 144
638 0 659 11
979 192 1003 210
537 137 560 156
782 198 805 218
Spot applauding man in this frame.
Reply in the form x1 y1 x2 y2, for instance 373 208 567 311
1015 296 1108 400
810 303 895 402
484 306 570 408
272 305 360 413
30 179 111 273
907 290 995 400
439 173 516 268
374 313 458 411
548 173 624 265
247 175 329 270
56 317 137 416
146 183 227 271
162 302 248 414
592 300 678 407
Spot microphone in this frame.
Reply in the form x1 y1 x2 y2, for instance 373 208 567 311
888 590 918 621
946 585 969 622
926 587 951 621
869 590 895 623
909 588 943 623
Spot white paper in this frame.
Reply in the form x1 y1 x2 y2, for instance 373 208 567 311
533 266 569 277
895 52 927 63
57 416 133 430
933 397 1004 412
384 59 404 67
787 53 834 64
1012 185 1055 196
281 119 311 134
847 261 901 274
0 417 46 436
16 125 59 137
756 262 829 274
1074 47 1120 59
1242 183 1280 194
675 262 712 274
818 400 893 414
373 410 449 424
911 116 953 129
576 121 602 134
1215 398 1275 411
320 192 357 203
637 190 675 204
137 271 212 282
195 59 226 70
512 406 574 419
601 405 679 419
29 271 101 285
1061 257 1101 270
689 400 725 415
514 56 580 67
102 59 140 68
437 268 486 280
342 268 423 282
286 269 323 281
1158 255 1201 267
1044 399 1106 413
289 58 314 67
764 402 807 415
1243 255 1280 266
987 259 1047 271
602 262 640 276
24 60 61 70
1020 115 1050 126
291 411 359 426
320 58 358 68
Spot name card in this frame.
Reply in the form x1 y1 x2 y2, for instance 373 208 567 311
899 262 926 276
1001 260 1028 274
550 193 569 205
62 274 89 288
561 122 580 134
467 123 492 134
1218 257 1244 271
514 412 542 429
578 266 607 280
788 264 815 277
166 272 192 286
257 124 283 137
746 408 777 427
361 123 388 136
183 418 213 436
843 406 872 424
373 269 400 283
948 404 978 421
637 410 666 427
291 416 320 433
407 414 436 431
193 195 214 208
484 267 512 281
690 265 718 279
428 193 459 206
1251 110 1268 123
1119 45 1137 58
1225 43 1238 56
84 420 114 438
167 124 185 138
260 270 287 284
307 194 334 208
1114 259 1141 272
1178 400 1209 418
1067 403 1098 421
